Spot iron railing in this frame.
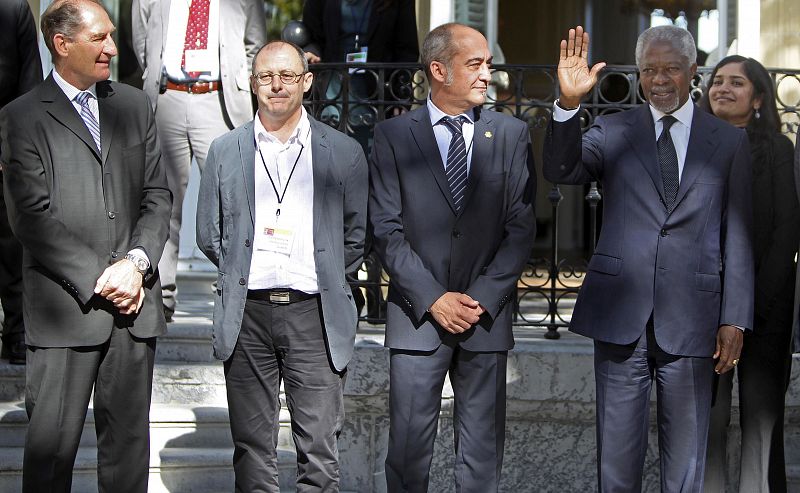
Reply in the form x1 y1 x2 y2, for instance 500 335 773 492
304 63 800 336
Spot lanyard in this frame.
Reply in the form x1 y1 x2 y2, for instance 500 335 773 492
348 0 372 50
256 128 310 219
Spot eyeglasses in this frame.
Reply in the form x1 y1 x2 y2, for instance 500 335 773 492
251 71 307 86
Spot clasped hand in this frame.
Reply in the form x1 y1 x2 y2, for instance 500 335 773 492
430 292 485 334
94 259 145 315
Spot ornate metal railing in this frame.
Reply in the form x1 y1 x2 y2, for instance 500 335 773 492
304 63 800 336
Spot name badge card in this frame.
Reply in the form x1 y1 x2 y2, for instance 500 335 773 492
345 47 368 74
259 226 294 255
184 49 214 72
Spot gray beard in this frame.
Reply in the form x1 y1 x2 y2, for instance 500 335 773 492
649 93 680 113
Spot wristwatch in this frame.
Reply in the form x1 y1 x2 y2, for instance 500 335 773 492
125 253 149 276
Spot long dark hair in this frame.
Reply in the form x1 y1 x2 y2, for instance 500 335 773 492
698 55 781 136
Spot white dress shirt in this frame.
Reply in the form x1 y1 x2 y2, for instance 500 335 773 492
163 0 221 81
248 108 318 292
427 97 476 174
552 97 694 181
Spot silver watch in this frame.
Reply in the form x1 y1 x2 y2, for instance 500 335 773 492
125 253 149 275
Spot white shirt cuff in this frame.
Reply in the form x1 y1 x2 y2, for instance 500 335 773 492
127 248 151 270
553 100 580 122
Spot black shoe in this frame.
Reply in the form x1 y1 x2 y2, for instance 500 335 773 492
1 336 26 365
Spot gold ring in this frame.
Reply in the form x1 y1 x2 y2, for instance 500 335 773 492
732 359 739 366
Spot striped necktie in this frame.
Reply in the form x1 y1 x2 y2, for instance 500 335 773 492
658 115 679 211
74 91 101 153
441 116 468 212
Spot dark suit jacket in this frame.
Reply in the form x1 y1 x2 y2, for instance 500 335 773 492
0 0 41 109
0 74 172 347
370 106 537 352
750 131 799 332
543 104 754 357
196 117 368 371
303 0 419 63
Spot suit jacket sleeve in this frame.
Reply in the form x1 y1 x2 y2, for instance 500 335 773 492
16 0 42 94
543 111 604 185
754 134 799 320
465 123 537 319
196 139 221 267
369 123 447 321
343 139 369 275
392 0 420 63
302 0 325 59
131 0 150 70
243 0 267 69
720 130 755 329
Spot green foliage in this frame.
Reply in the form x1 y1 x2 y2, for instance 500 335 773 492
266 0 305 41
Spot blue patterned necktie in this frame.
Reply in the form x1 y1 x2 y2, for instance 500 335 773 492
658 115 679 211
74 91 101 153
441 116 468 212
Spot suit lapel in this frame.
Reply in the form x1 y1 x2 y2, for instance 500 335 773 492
623 105 663 202
97 81 116 166
672 108 718 209
238 122 257 225
310 118 331 239
41 75 101 162
409 107 457 213
461 108 494 217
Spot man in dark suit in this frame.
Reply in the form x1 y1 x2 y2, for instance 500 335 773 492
370 23 537 492
543 25 753 491
0 0 171 491
196 41 367 491
0 0 43 364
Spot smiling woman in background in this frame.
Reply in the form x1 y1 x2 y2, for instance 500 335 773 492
700 55 800 493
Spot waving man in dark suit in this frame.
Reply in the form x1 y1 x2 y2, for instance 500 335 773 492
543 25 753 491
0 0 171 491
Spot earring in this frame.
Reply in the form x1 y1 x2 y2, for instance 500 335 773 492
754 108 761 119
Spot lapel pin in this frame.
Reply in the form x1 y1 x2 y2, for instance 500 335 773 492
485 131 493 139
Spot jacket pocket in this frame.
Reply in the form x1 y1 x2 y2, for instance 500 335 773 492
695 273 721 292
588 253 622 275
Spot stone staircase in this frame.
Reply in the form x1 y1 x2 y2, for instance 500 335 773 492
2 271 800 492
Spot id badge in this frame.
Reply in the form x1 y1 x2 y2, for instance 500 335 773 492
345 47 368 74
260 226 295 255
184 49 214 73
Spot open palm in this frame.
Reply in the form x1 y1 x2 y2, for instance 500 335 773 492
557 26 606 106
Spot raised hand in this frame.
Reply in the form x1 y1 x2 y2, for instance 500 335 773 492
557 26 606 108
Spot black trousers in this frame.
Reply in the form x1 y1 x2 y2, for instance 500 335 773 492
0 172 24 342
23 327 156 493
385 344 507 493
224 297 345 493
705 328 793 493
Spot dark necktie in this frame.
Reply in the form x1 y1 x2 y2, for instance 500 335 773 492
182 0 211 78
441 116 468 212
658 115 679 210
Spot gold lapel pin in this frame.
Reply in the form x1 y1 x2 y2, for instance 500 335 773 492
485 131 493 139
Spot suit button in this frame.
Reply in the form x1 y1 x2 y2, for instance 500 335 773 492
452 229 461 238
111 252 118 259
108 211 115 219
245 239 251 247
660 229 668 237
239 278 246 286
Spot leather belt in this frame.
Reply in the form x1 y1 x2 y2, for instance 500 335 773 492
247 289 319 305
166 80 220 94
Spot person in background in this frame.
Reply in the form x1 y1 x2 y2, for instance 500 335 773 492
132 0 266 321
700 55 800 493
0 0 43 365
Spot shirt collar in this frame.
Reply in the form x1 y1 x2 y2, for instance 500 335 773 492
649 97 694 129
427 96 475 127
254 107 311 146
52 69 98 103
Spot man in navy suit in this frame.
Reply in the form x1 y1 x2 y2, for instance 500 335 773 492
370 23 537 492
543 26 753 491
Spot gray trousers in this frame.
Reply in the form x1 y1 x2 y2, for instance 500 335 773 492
23 328 156 493
154 89 231 314
594 323 714 493
385 344 507 493
705 329 792 493
224 297 345 493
